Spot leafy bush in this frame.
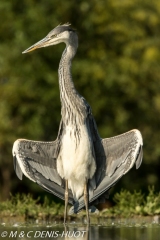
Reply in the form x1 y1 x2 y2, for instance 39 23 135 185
0 193 64 219
102 186 160 216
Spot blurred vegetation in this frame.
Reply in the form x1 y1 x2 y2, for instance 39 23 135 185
0 188 160 221
0 0 160 203
0 193 64 221
103 186 160 217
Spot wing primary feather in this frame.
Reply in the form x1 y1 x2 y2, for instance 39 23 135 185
33 172 74 204
136 146 143 169
13 156 23 180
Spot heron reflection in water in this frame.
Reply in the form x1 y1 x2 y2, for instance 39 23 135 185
12 24 143 223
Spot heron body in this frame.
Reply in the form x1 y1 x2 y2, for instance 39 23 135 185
12 24 143 223
57 124 96 200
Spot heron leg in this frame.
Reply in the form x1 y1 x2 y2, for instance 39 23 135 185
84 179 90 224
64 179 68 224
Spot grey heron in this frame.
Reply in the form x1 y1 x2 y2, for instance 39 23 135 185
12 24 143 223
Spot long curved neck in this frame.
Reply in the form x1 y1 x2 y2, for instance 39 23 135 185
58 44 77 99
58 43 81 123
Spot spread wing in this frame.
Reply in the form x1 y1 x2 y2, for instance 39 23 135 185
93 129 143 199
69 129 143 214
12 139 74 204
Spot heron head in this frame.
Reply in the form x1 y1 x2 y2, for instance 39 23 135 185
22 24 77 54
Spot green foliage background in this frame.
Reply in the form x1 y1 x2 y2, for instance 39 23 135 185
0 0 160 201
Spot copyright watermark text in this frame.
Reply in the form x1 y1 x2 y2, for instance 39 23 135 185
1 230 87 238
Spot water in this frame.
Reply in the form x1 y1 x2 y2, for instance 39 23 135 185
1 219 160 240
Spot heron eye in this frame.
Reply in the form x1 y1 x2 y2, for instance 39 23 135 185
51 34 58 38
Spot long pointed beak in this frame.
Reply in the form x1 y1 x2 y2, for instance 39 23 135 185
22 36 50 54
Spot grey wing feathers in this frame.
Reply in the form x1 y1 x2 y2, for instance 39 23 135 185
89 129 143 203
13 156 23 180
103 129 143 176
32 171 73 204
12 139 74 204
69 129 143 214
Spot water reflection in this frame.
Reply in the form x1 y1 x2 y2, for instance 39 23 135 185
1 223 160 240
62 225 160 240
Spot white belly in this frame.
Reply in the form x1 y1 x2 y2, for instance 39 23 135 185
57 124 96 200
